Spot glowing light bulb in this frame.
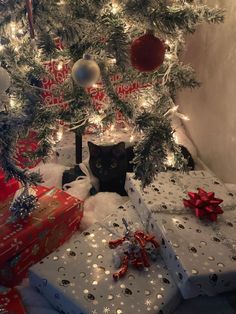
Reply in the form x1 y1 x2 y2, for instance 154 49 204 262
57 125 64 141
57 61 63 70
171 105 179 112
92 83 98 88
165 39 170 45
10 98 17 108
89 114 102 125
166 153 175 167
10 22 17 39
11 23 16 33
176 112 190 121
110 124 115 131
173 133 179 144
130 135 135 142
182 115 190 121
165 53 173 60
111 2 120 14
109 58 116 65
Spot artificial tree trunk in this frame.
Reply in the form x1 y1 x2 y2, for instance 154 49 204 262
62 130 84 186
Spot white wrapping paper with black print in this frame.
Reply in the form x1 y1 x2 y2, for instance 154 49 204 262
125 171 236 299
29 201 181 314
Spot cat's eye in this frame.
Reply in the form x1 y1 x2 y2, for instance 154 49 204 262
111 161 117 168
96 161 102 169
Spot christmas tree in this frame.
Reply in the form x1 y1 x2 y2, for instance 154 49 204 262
0 0 224 187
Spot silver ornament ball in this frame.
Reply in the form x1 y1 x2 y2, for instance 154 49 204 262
71 55 100 88
0 67 10 92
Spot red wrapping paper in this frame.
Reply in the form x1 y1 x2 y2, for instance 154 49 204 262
15 131 42 169
0 169 20 202
0 287 26 314
0 186 83 287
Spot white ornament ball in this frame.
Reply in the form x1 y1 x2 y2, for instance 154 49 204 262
0 67 10 92
71 55 100 88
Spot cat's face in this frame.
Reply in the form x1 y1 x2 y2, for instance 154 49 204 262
88 141 127 181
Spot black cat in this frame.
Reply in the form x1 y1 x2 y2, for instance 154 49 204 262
179 145 195 170
88 141 134 196
88 142 194 196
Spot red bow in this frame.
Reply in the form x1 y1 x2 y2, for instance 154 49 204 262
183 188 224 221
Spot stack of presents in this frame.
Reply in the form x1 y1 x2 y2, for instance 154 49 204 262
1 55 236 313
1 165 236 313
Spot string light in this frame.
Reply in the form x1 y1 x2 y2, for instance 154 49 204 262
18 29 24 35
176 112 190 121
171 105 179 112
89 114 103 125
10 22 17 39
129 135 135 142
10 97 17 108
164 105 179 116
166 152 175 167
165 39 170 46
108 58 117 65
56 125 64 142
165 53 173 60
111 1 120 14
173 133 179 144
164 105 190 121
57 61 63 71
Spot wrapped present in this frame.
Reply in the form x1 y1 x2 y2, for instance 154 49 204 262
0 186 83 287
0 169 20 202
42 59 70 106
125 171 236 298
29 201 182 314
15 131 42 169
0 286 26 314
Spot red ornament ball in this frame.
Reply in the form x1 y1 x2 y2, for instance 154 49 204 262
130 33 165 72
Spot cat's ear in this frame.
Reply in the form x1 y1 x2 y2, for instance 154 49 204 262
88 141 100 157
113 142 126 158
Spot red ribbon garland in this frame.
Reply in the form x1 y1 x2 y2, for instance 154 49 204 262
109 230 159 280
26 0 35 39
183 188 224 222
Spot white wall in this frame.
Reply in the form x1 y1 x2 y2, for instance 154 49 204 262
178 0 236 183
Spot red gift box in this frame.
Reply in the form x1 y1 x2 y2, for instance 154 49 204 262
15 131 42 169
0 287 26 314
0 169 20 202
0 186 83 287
